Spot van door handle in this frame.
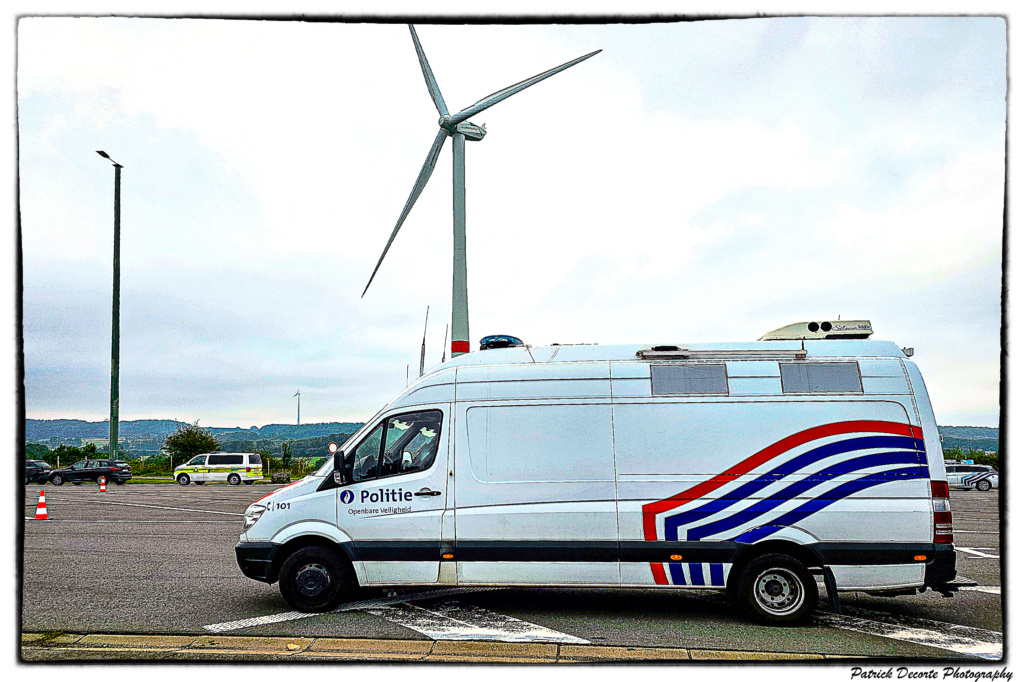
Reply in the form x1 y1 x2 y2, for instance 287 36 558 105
414 488 442 497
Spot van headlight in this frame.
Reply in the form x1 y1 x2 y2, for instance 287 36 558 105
243 504 266 531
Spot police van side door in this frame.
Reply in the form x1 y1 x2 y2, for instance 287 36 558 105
336 407 450 585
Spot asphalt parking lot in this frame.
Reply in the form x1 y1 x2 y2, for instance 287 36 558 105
21 483 1002 661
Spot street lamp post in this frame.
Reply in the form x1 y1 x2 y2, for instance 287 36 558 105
97 151 123 459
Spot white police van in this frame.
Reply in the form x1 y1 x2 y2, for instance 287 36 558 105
945 463 999 491
235 321 965 624
175 452 263 485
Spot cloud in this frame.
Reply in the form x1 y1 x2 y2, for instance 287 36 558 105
17 17 1005 427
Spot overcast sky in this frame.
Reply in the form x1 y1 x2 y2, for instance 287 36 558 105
15 15 1006 428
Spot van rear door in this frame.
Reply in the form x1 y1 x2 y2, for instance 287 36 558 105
614 397 928 588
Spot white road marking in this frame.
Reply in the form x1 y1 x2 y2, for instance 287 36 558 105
30 499 244 516
363 600 589 644
817 607 1002 660
960 586 1001 595
955 547 1000 558
953 530 1000 534
203 586 503 633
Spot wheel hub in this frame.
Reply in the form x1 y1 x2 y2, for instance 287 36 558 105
296 563 331 598
755 569 803 614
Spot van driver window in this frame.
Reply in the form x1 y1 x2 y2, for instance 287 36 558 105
188 455 207 466
351 424 384 482
379 410 443 479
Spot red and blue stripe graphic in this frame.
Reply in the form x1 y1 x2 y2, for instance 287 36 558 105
642 420 927 586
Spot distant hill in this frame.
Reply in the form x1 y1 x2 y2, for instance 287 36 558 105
938 425 999 453
27 419 998 454
26 419 363 445
26 419 183 441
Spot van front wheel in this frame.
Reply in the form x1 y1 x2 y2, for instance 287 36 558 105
736 553 818 625
279 546 353 612
177 474 190 486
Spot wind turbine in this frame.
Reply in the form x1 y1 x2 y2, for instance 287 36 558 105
362 25 601 357
293 389 300 426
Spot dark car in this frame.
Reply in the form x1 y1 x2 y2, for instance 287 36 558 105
25 460 52 484
49 459 132 486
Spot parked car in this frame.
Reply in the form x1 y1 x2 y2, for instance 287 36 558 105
49 459 132 486
945 464 999 491
25 460 52 484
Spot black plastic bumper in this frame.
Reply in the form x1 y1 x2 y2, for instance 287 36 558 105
235 542 279 583
924 543 962 591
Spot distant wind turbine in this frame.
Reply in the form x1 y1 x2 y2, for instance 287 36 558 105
293 389 300 426
362 25 601 358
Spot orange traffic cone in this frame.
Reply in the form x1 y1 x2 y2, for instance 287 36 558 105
34 490 48 520
99 476 107 493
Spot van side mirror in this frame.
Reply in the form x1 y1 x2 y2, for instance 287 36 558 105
334 451 353 485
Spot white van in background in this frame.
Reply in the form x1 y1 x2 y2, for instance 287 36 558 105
175 452 263 485
234 321 967 624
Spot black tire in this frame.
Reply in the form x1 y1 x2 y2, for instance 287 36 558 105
976 479 992 492
228 474 241 486
279 546 354 612
177 474 191 486
736 553 818 625
195 481 205 485
244 480 254 485
51 474 64 486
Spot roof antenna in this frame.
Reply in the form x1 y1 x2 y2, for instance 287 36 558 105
440 324 448 363
525 343 537 364
419 306 429 377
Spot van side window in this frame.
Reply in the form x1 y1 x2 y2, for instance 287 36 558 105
780 362 862 393
651 364 728 395
380 410 443 479
350 424 384 482
208 454 244 465
248 454 261 466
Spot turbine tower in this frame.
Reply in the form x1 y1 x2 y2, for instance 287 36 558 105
293 389 300 426
362 25 600 357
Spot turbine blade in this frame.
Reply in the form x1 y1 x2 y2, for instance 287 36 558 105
409 25 448 117
449 49 601 126
362 129 449 298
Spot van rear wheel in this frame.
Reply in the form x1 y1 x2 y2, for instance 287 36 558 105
228 474 241 486
736 553 818 625
279 546 354 612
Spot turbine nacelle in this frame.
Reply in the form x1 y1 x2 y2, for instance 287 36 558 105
455 121 486 141
438 115 486 141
